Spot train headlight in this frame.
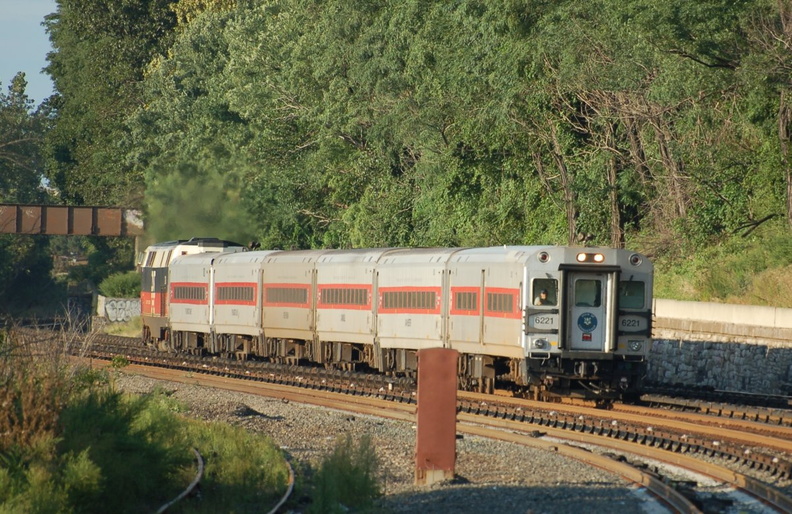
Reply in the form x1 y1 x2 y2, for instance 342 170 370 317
533 339 547 349
629 254 643 266
628 340 643 351
576 252 605 263
538 251 550 263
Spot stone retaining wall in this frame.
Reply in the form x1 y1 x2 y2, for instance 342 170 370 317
646 339 792 395
649 299 792 395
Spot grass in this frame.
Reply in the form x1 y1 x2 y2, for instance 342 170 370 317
0 329 293 513
0 327 384 513
308 434 382 514
99 316 142 338
652 224 792 307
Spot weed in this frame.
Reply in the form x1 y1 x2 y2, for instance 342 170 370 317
308 434 381 513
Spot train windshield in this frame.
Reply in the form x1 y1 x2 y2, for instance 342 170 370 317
532 279 557 306
619 281 645 309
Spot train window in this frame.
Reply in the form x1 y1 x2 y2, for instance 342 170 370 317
455 291 478 312
532 279 558 306
619 281 645 309
575 279 601 307
486 292 514 313
321 287 368 306
173 285 205 301
266 287 308 305
217 286 255 302
382 291 437 310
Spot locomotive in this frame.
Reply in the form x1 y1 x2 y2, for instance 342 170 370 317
139 238 653 400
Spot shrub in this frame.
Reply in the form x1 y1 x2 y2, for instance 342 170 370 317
98 271 141 298
308 434 381 513
0 330 293 513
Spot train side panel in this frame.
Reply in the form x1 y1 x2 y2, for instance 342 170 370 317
315 249 393 345
261 250 328 341
168 254 215 330
213 251 279 338
447 247 544 360
376 249 461 351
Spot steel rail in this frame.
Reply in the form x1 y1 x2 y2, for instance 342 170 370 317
156 448 204 514
460 390 792 456
465 413 792 514
107 363 702 513
456 422 700 514
266 459 295 514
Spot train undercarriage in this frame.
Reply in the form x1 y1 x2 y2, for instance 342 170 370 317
143 322 642 401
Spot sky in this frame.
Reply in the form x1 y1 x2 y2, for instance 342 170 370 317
0 0 58 106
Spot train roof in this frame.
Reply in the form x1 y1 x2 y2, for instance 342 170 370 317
449 245 554 263
214 250 280 264
317 248 407 264
377 247 465 265
168 252 221 267
262 249 330 264
144 237 246 252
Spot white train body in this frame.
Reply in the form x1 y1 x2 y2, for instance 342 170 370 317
140 241 653 399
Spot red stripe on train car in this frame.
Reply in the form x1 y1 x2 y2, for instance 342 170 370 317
483 287 521 319
449 286 480 316
170 282 209 305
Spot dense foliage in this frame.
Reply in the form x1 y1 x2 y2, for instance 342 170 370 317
98 271 142 298
0 75 58 312
41 0 792 253
3 0 792 305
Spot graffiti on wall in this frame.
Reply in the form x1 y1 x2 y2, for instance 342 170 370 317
101 297 141 322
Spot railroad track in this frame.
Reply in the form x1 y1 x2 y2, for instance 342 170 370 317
13 327 792 512
94 356 792 512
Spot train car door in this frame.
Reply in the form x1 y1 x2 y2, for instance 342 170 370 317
566 272 614 351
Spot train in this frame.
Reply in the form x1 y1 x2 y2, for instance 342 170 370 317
139 238 653 400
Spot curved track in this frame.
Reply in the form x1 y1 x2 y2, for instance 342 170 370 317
15 327 792 512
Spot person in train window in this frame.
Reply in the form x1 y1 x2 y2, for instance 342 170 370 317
534 289 549 306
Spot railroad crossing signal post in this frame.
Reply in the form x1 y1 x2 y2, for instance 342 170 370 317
415 348 458 486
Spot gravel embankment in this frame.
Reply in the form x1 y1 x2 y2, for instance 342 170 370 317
112 372 662 513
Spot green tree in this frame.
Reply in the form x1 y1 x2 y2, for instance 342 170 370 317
0 74 56 315
44 0 178 206
0 73 47 204
110 0 792 259
740 0 792 229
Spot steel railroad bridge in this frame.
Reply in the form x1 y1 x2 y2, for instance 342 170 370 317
0 204 143 237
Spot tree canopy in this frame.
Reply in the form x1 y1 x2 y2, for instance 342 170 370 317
40 0 792 255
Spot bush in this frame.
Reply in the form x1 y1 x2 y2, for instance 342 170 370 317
0 331 294 513
308 434 381 513
98 271 141 298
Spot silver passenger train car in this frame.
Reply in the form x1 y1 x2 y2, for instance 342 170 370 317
139 240 653 400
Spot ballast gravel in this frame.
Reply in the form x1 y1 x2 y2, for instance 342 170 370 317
112 372 658 513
